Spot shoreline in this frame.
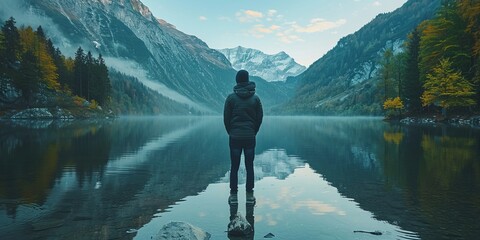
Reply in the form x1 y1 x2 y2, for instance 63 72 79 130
385 115 480 128
0 106 115 120
2 111 480 129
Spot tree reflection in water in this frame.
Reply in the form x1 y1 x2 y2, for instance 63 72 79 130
0 117 479 240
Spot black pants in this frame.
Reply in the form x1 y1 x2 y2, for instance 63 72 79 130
229 137 256 193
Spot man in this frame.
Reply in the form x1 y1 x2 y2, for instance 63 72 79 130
224 69 263 205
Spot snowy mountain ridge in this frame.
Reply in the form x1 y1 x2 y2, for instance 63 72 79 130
218 46 306 82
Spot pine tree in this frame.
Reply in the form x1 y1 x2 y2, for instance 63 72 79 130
0 31 5 71
85 51 94 100
18 26 59 90
458 0 480 108
35 26 46 41
15 50 40 103
393 52 407 99
378 49 396 102
1 17 20 66
52 48 71 89
459 0 480 56
402 27 423 112
73 47 86 97
420 0 473 82
96 54 110 105
421 58 476 116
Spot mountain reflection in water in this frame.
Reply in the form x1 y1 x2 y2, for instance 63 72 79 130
0 117 479 240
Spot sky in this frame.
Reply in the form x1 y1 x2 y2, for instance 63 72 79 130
141 0 408 67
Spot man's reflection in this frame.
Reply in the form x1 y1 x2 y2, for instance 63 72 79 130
246 201 255 233
228 193 255 239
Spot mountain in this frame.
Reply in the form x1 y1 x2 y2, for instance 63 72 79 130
0 0 288 113
279 0 441 115
218 46 306 82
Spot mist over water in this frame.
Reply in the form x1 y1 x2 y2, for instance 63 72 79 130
0 116 479 239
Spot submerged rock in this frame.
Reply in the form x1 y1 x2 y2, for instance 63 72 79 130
227 212 253 237
153 221 210 240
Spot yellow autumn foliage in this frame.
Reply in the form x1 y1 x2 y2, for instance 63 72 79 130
421 59 475 109
18 27 60 91
383 97 404 110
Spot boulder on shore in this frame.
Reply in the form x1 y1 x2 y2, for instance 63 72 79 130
153 221 210 240
10 108 53 119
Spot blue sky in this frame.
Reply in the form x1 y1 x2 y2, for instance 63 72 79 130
141 0 408 66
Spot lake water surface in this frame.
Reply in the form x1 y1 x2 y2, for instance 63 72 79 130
0 117 479 240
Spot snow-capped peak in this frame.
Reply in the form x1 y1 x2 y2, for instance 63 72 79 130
218 46 306 82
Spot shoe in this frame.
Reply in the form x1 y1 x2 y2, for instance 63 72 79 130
246 192 256 205
228 194 238 205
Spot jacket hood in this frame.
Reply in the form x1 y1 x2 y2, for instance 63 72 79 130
234 82 256 98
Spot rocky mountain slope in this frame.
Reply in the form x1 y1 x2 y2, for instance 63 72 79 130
0 0 288 113
218 46 306 82
280 0 441 115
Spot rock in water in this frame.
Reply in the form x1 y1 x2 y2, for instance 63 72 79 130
264 232 275 238
153 222 210 240
227 212 253 237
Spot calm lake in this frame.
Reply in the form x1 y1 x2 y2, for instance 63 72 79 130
0 116 479 240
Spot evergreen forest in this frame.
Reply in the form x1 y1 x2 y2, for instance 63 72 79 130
380 0 480 119
0 17 110 109
0 17 190 116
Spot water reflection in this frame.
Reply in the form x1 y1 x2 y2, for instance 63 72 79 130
228 200 255 240
0 117 231 239
0 117 479 240
135 162 406 240
379 125 480 239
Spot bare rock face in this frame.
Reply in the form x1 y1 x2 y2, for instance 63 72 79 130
153 221 210 240
0 80 21 104
227 212 253 237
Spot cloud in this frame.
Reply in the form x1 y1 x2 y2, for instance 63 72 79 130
104 57 211 112
253 24 280 34
248 24 282 39
199 16 207 21
267 9 277 17
293 18 347 33
236 9 263 22
237 9 344 44
245 10 263 18
373 1 381 6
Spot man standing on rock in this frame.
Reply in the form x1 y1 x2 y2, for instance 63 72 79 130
223 69 263 205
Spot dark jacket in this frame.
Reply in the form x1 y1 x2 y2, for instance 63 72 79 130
223 82 263 139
